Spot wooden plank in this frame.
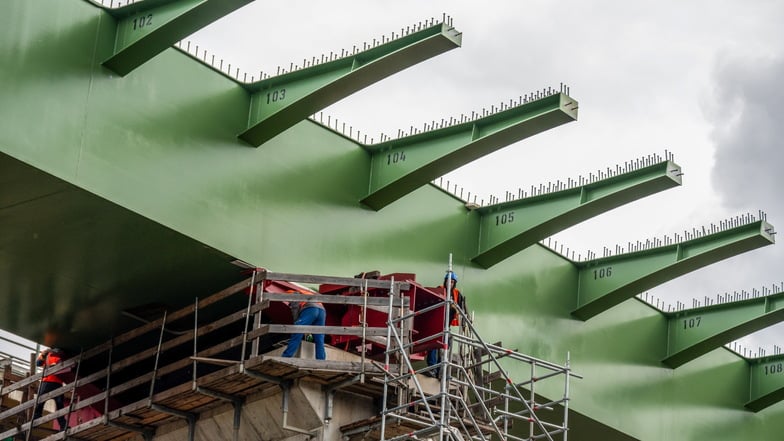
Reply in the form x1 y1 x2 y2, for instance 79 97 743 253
267 325 389 336
101 326 269 403
262 292 408 307
98 299 265 379
190 356 238 366
263 271 411 290
159 393 216 413
256 356 387 375
104 277 252 352
0 279 253 395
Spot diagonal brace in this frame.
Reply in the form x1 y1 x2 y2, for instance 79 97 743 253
102 0 253 76
361 93 578 210
573 220 775 320
473 160 681 268
663 292 784 368
239 20 461 146
747 354 784 412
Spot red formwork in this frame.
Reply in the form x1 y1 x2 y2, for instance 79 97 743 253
411 285 448 355
319 273 412 354
259 279 316 325
319 273 449 359
258 274 450 360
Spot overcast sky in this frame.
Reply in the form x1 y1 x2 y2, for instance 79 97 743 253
185 1 784 352
2 1 781 359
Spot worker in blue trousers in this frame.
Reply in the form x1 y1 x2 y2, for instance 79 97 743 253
282 289 327 360
426 272 466 377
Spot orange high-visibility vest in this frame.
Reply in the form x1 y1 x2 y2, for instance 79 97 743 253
449 288 463 326
38 351 65 384
285 289 324 310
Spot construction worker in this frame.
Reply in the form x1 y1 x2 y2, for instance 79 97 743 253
282 290 326 360
33 348 68 430
425 272 465 377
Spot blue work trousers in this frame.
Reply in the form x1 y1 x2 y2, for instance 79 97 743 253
426 349 441 376
282 306 326 360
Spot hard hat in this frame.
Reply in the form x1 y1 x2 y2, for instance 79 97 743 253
444 272 457 282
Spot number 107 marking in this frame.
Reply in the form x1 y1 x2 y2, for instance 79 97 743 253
683 316 701 329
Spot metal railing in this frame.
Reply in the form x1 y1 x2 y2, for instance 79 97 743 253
379 259 580 441
0 331 38 377
0 270 411 441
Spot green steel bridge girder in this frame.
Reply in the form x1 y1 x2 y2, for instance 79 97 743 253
572 220 776 321
663 293 784 369
473 160 682 268
361 93 579 210
748 354 784 412
100 0 254 76
238 21 462 147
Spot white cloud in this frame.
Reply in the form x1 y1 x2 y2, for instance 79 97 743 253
191 0 784 351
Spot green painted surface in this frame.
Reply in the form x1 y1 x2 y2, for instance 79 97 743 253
362 93 578 209
664 294 784 369
102 0 253 76
749 355 784 411
112 0 202 50
0 153 242 348
474 160 682 268
573 221 774 320
1 1 783 440
241 21 462 146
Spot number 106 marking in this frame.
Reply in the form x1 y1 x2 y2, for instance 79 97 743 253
593 267 612 279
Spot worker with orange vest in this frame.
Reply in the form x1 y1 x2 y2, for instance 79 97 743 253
282 289 327 360
33 348 68 430
425 272 466 377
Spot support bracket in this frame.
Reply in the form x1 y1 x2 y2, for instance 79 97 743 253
361 93 578 210
572 220 775 320
663 292 784 368
239 19 461 146
747 354 784 412
102 0 253 76
473 160 681 268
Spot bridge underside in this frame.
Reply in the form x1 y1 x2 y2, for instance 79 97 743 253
0 152 242 348
2 1 784 440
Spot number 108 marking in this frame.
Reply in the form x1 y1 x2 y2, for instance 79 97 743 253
765 363 783 375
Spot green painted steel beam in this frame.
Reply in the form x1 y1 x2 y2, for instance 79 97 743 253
572 220 776 320
238 20 462 146
473 160 681 268
8 2 784 438
747 354 784 412
101 0 253 76
361 92 579 210
663 293 784 368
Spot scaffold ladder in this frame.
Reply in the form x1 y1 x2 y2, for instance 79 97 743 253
379 259 579 441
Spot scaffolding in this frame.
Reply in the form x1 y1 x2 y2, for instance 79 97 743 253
375 261 578 441
0 332 38 379
0 268 577 441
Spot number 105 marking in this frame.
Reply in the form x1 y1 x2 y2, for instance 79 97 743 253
495 212 514 225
